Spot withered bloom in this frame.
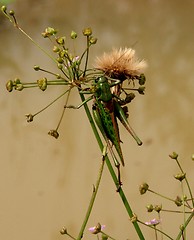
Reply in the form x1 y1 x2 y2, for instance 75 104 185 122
95 47 147 81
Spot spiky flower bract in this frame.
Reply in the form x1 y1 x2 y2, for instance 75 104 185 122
95 47 147 81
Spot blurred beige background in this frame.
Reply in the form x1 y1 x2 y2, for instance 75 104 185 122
1 0 194 239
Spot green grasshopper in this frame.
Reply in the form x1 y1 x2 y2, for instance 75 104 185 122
66 75 143 185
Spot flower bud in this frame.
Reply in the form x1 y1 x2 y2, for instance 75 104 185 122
60 227 67 235
56 36 65 45
88 223 105 234
53 46 60 53
48 130 59 139
25 114 34 122
34 65 40 71
139 183 149 195
146 204 153 212
15 83 24 91
9 10 14 16
169 152 178 160
138 86 145 94
175 196 182 207
37 77 47 91
174 173 186 182
57 64 63 70
70 30 77 39
154 204 162 213
57 57 64 64
89 37 97 44
138 74 146 85
82 27 92 36
179 224 185 231
6 80 14 92
125 93 135 103
1 6 7 13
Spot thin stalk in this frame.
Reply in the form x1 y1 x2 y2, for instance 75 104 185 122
33 88 71 117
101 231 117 240
148 189 175 203
79 92 145 240
175 211 194 240
181 182 186 239
76 155 105 240
138 220 173 240
175 159 194 207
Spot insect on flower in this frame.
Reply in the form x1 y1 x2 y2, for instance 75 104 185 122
65 47 147 186
2 8 147 187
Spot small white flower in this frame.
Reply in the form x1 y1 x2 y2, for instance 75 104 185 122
145 218 161 226
88 223 105 234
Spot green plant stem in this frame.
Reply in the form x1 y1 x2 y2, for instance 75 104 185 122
181 182 186 239
76 155 105 240
101 231 117 240
175 159 194 207
175 210 194 240
79 92 145 240
148 189 175 203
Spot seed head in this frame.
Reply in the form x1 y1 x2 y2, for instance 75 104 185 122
95 48 147 81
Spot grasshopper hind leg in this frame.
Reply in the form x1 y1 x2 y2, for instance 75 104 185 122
108 143 123 190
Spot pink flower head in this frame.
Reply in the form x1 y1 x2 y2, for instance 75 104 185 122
88 223 105 234
145 218 160 226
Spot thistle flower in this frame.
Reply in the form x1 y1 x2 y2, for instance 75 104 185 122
95 47 147 81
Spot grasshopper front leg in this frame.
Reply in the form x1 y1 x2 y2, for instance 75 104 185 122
64 95 93 109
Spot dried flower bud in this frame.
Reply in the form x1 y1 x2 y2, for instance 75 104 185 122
146 204 154 212
60 227 67 235
169 152 178 160
179 224 185 231
57 64 63 70
25 114 34 122
9 10 14 16
89 37 97 44
6 80 14 92
48 130 59 139
82 27 92 36
57 57 64 64
183 195 187 201
138 86 145 94
139 183 149 195
70 30 77 39
175 196 182 207
56 36 65 45
37 77 47 91
15 83 24 91
125 93 135 103
154 204 162 213
174 173 186 182
34 65 40 71
42 27 57 38
88 223 105 234
138 73 146 85
53 46 60 53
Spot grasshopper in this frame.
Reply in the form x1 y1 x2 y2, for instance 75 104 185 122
66 75 143 185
